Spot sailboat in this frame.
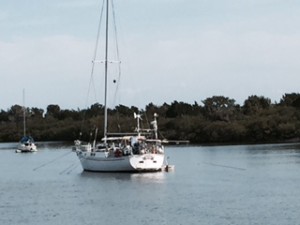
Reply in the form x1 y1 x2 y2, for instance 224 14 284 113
16 90 37 153
75 0 165 172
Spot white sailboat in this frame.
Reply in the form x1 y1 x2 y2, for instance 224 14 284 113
75 0 165 172
16 90 37 153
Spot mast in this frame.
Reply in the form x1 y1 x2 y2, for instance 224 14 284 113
104 0 109 145
23 89 26 137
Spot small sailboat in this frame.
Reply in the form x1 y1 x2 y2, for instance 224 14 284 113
75 0 165 172
16 90 37 153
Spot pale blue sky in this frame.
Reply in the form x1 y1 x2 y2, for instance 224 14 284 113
1 0 300 110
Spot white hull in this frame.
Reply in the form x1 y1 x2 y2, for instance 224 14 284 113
16 143 37 153
77 151 165 172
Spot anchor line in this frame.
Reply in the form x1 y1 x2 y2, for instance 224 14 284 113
33 151 73 171
203 162 246 171
59 163 79 175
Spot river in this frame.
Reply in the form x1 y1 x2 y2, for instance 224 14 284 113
1 142 300 225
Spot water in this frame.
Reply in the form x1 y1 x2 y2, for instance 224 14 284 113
1 142 300 225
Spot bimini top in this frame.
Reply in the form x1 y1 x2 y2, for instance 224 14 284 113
20 136 35 143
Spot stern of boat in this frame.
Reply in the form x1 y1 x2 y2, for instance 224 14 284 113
130 153 165 171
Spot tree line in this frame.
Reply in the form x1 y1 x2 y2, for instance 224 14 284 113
1 93 300 144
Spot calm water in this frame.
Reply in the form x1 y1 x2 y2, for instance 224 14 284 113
1 142 300 225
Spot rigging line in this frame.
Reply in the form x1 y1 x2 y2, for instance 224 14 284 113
158 130 167 141
110 0 122 131
111 0 122 108
80 0 105 134
87 0 105 103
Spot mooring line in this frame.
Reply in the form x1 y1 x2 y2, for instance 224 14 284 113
59 163 76 175
59 163 79 175
67 163 80 174
33 151 73 171
203 162 246 171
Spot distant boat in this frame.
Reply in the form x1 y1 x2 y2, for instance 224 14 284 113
74 0 165 172
16 136 37 153
16 90 37 153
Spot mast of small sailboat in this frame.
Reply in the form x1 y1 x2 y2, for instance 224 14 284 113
103 0 109 145
22 88 26 137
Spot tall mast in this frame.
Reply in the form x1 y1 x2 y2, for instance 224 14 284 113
104 0 109 144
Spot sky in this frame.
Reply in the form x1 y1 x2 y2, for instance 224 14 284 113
1 0 300 111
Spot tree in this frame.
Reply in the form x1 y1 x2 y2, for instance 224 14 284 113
145 102 169 118
202 96 236 121
114 104 132 116
166 101 194 118
31 107 44 118
0 109 9 122
243 95 271 115
87 103 104 117
8 105 23 122
280 93 300 107
46 104 61 118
